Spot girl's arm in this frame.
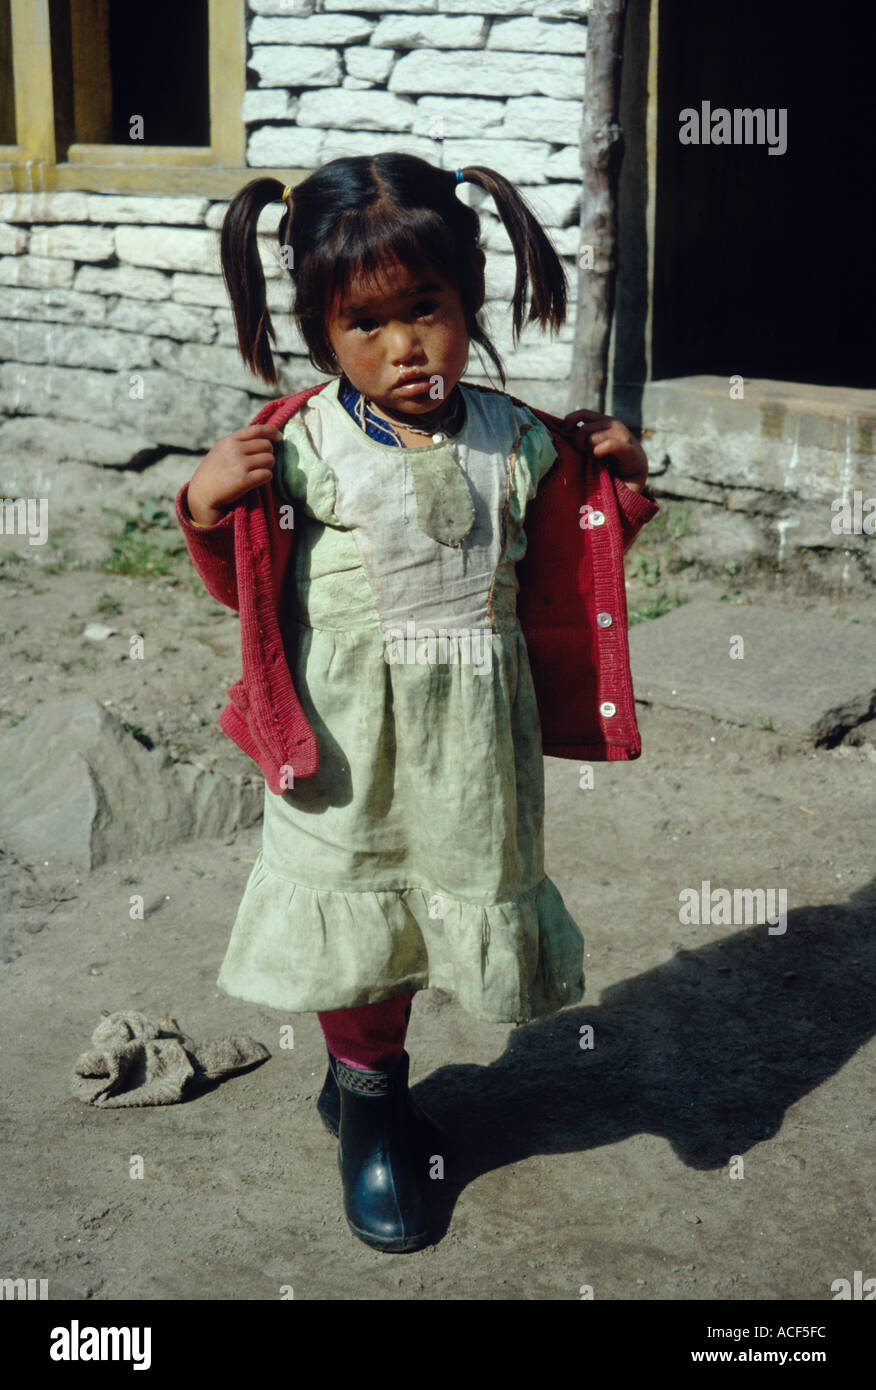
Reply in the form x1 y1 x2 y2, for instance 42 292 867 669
175 481 239 612
174 423 284 612
562 407 658 547
564 408 650 490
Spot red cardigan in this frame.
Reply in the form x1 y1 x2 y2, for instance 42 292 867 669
175 380 660 794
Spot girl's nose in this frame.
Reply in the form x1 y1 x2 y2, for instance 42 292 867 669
387 324 424 363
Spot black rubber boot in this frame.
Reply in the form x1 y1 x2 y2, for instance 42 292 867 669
335 1052 431 1253
317 1044 451 1162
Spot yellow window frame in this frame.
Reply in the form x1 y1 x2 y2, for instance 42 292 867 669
0 0 307 196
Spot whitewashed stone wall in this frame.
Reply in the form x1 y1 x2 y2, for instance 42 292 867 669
243 0 586 390
0 1 586 463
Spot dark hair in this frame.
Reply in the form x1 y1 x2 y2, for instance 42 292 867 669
219 152 568 389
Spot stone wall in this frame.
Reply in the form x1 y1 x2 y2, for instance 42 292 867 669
0 0 587 475
639 377 876 592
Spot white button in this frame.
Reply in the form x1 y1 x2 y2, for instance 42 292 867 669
596 612 612 627
431 432 445 444
599 701 616 717
590 510 605 525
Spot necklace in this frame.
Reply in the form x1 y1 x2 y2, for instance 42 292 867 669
363 388 463 445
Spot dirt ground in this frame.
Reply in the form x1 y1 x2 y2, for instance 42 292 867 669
1 490 874 1302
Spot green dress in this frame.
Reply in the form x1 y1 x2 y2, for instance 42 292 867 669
216 375 586 1023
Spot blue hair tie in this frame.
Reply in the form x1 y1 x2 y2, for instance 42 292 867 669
455 168 465 183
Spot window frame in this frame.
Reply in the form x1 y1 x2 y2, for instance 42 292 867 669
0 0 305 196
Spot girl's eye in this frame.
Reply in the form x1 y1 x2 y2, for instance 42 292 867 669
351 301 438 333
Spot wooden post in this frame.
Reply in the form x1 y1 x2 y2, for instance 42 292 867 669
567 0 629 415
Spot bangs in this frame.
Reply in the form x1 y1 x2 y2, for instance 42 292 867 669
308 204 464 320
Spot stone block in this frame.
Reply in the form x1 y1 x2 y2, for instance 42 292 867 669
369 15 485 47
442 137 553 182
249 44 342 87
629 599 876 744
0 192 91 223
0 223 27 254
73 264 172 300
296 87 416 129
389 49 584 99
487 17 587 52
249 14 374 43
0 255 75 289
29 225 116 262
0 284 107 327
246 125 326 167
115 225 222 276
0 319 152 371
345 46 395 82
85 195 210 224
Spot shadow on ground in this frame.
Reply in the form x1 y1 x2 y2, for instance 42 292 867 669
412 878 876 1243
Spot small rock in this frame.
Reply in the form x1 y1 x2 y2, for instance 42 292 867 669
83 623 117 642
682 1210 702 1224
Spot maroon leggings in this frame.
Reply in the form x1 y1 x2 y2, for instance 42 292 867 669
318 993 414 1071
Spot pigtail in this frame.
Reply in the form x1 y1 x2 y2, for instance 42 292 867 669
460 165 568 346
219 176 290 387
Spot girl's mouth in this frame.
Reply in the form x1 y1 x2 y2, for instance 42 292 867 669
394 375 433 396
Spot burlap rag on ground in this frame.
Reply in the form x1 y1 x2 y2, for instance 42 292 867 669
72 1009 270 1107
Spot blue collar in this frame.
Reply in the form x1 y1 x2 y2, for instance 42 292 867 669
337 375 405 447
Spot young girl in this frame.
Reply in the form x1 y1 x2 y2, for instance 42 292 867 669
177 153 656 1255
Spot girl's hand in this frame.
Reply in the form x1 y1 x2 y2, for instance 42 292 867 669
187 425 285 525
562 408 649 492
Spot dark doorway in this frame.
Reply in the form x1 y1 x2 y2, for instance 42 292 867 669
653 0 876 388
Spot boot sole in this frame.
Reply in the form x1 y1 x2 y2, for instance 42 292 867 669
344 1215 431 1253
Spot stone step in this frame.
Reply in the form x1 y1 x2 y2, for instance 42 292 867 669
628 599 876 744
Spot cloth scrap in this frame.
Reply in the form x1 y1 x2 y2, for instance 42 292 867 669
72 1009 270 1107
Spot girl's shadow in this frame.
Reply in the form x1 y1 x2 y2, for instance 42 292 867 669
411 878 876 1243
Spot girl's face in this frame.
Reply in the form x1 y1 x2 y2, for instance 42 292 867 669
324 254 485 421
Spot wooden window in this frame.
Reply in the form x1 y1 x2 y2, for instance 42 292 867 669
0 0 303 196
49 0 210 155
